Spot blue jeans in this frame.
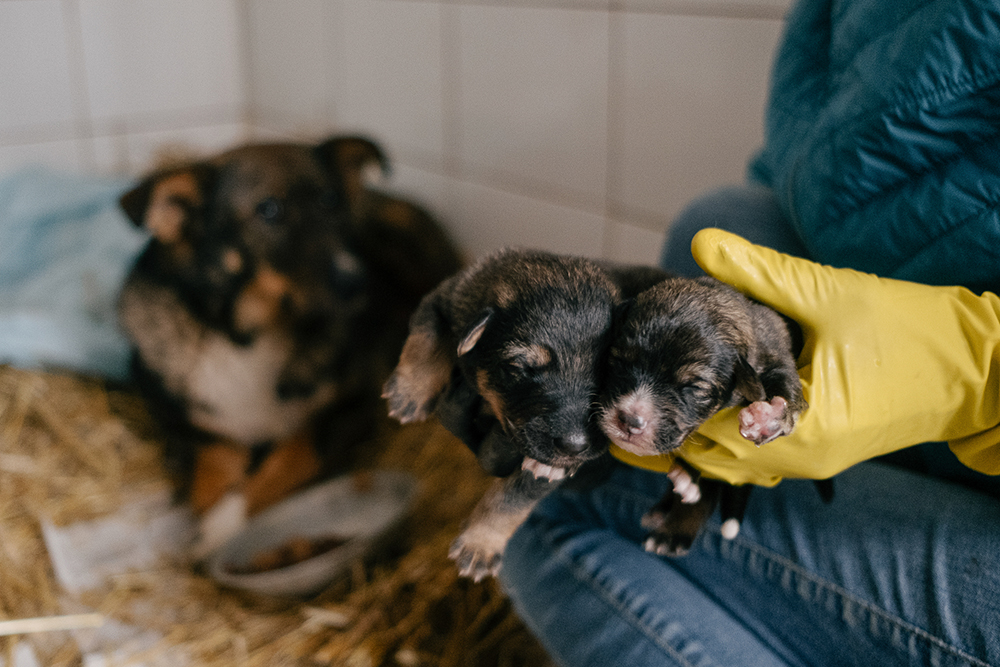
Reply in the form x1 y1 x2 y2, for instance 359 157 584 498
499 185 1000 667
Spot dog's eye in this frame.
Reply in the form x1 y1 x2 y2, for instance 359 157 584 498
681 382 716 407
505 344 552 372
255 197 284 223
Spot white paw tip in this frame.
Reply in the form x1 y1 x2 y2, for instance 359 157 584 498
720 518 741 540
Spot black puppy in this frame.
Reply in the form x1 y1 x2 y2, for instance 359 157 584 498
383 248 622 580
118 134 461 556
600 275 809 555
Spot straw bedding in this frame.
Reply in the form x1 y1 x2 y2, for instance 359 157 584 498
0 364 552 666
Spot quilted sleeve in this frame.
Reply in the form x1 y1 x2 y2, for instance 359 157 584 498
749 0 1000 292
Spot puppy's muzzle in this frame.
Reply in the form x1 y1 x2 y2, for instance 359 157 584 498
555 432 589 455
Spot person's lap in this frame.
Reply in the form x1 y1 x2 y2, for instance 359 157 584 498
500 460 1000 666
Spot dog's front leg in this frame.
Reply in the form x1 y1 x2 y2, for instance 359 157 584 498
449 470 557 581
191 430 322 559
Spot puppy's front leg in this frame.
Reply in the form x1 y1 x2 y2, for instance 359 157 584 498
449 470 557 581
383 283 458 423
641 478 723 557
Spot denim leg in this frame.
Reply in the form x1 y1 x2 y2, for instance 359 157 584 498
500 462 1000 667
659 183 810 278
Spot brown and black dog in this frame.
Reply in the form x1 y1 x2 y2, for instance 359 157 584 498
599 275 811 555
117 134 462 556
383 248 626 580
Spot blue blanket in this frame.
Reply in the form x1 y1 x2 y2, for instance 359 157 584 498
0 167 146 380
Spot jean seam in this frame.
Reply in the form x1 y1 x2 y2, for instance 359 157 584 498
715 533 993 667
533 515 702 667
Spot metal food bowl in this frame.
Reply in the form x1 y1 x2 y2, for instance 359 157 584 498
207 470 418 597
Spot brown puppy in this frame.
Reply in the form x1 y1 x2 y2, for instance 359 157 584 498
600 275 808 555
117 134 461 556
383 248 623 580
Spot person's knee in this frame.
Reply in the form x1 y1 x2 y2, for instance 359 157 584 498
660 184 807 275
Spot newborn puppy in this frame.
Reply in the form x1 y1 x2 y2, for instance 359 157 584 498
118 134 461 556
383 248 621 580
600 275 808 555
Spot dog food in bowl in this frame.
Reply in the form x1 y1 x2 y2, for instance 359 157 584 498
207 470 417 597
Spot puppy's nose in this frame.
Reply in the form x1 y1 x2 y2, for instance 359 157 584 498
555 433 589 455
618 410 646 434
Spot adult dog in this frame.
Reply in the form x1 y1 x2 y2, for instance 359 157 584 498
118 134 461 556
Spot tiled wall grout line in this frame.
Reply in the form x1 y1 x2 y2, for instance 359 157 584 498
59 0 96 170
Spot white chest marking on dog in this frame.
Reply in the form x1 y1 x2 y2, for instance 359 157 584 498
186 331 334 444
121 282 334 445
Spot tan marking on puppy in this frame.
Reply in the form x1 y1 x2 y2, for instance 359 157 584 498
491 281 517 309
382 331 453 422
145 171 202 243
476 368 508 428
505 342 551 368
232 265 292 332
449 476 542 582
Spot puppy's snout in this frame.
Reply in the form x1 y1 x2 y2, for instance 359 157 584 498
555 432 590 455
618 410 646 434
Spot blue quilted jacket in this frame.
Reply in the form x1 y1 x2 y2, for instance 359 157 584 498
749 0 1000 293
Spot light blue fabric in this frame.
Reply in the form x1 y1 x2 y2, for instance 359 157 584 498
749 0 1000 292
0 167 146 380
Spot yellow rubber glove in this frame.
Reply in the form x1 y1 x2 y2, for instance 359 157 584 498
611 228 1000 486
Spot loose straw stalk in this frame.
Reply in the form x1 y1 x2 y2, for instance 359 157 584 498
0 613 104 637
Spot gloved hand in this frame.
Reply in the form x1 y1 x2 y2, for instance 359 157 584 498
612 228 1000 486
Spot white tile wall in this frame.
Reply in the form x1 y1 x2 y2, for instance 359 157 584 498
456 5 610 212
244 0 339 138
611 13 784 225
0 0 792 263
0 0 249 177
0 1 78 133
338 0 446 167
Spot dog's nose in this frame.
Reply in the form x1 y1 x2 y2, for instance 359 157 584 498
618 410 646 434
555 432 589 455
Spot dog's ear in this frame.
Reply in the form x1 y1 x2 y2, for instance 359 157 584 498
119 165 214 243
457 310 492 356
313 135 391 210
733 355 766 403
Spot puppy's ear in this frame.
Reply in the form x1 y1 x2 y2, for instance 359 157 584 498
457 310 492 356
313 135 391 210
733 355 766 403
120 165 214 243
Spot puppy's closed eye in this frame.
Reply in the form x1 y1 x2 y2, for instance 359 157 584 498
504 343 553 371
681 381 713 399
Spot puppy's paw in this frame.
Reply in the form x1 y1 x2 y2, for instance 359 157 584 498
448 523 507 582
666 464 701 504
643 529 696 557
640 498 695 557
738 396 793 445
381 370 438 424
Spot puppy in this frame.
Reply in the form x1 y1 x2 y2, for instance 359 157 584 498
600 275 809 555
117 134 461 556
383 248 623 580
